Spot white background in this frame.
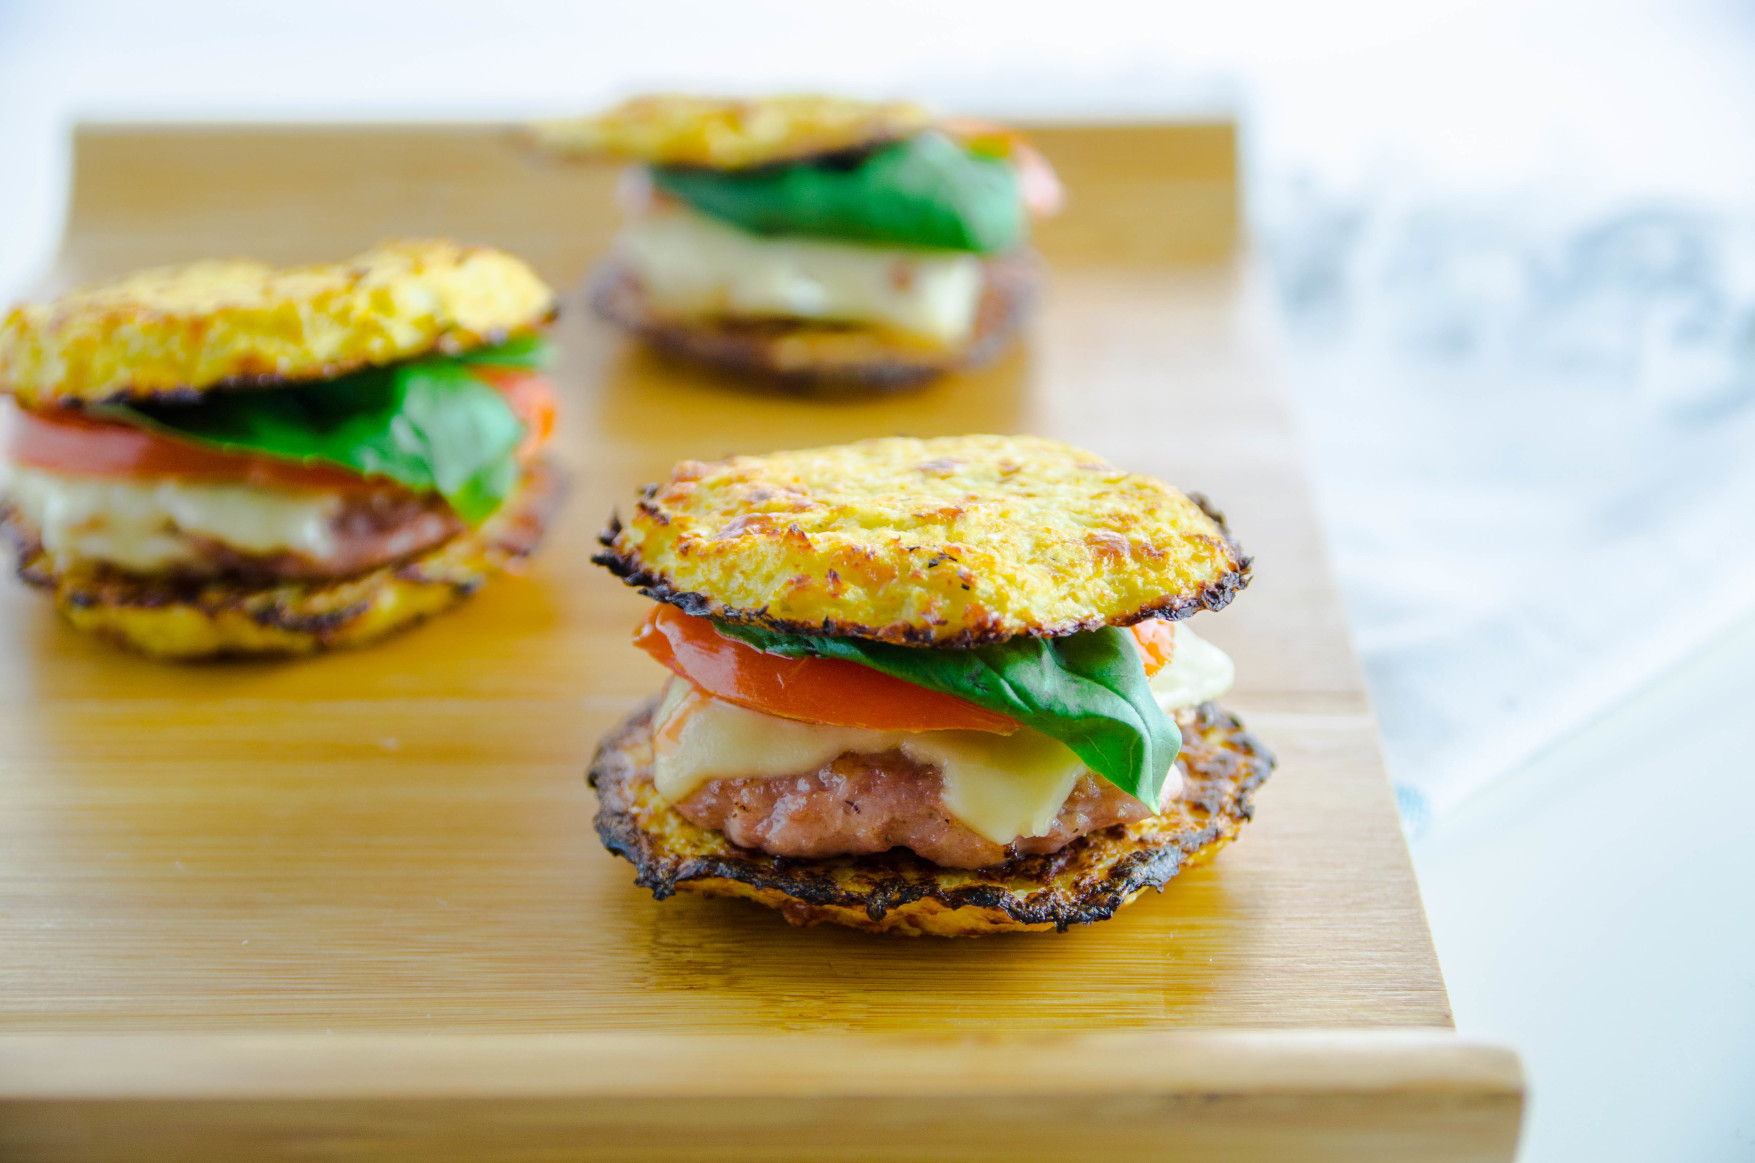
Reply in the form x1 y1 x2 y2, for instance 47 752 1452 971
2 2 1753 1159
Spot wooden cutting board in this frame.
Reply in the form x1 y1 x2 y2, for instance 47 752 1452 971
0 123 1520 1162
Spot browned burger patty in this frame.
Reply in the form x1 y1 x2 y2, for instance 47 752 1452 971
589 699 1274 936
0 460 567 658
176 488 464 581
677 758 1158 870
588 251 1036 392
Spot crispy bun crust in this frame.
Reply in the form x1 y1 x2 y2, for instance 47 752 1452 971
588 700 1273 936
593 435 1250 647
588 252 1033 393
0 461 566 659
0 240 557 406
530 94 934 170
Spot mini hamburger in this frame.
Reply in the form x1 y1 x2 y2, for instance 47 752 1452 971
534 94 1061 390
0 239 565 658
589 435 1273 935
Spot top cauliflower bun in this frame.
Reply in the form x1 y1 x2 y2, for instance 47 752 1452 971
0 240 556 406
595 435 1251 646
531 93 934 170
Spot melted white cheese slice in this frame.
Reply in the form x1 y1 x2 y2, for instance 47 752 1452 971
648 626 1234 846
618 207 985 346
651 680 1089 845
6 464 342 573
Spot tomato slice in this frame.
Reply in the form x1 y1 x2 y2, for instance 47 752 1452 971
6 370 558 491
634 606 1179 733
7 406 380 492
634 604 1021 734
1132 619 1176 676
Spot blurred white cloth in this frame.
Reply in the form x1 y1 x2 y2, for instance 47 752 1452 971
1263 183 1755 825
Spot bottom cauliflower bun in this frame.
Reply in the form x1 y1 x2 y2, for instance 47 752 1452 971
589 698 1272 936
589 250 1034 391
0 461 564 659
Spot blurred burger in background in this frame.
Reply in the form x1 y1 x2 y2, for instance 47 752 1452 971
0 240 566 658
534 94 1061 392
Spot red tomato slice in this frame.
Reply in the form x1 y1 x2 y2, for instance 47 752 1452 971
1132 619 1176 675
633 606 1178 733
634 604 1021 734
6 369 558 491
7 406 380 492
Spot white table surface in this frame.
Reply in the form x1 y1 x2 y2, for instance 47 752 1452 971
1416 607 1755 1162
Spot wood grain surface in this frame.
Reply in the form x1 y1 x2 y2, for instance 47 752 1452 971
0 123 1517 1160
0 1030 1522 1163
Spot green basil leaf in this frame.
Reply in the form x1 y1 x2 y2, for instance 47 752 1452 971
97 342 540 525
650 131 1025 254
459 334 555 370
712 622 1181 805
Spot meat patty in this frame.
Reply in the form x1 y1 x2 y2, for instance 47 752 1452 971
190 488 464 580
674 751 1166 870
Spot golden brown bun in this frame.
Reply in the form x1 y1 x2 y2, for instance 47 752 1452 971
0 462 565 659
588 251 1032 394
587 700 1272 936
0 240 556 406
594 434 1248 647
530 94 934 170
